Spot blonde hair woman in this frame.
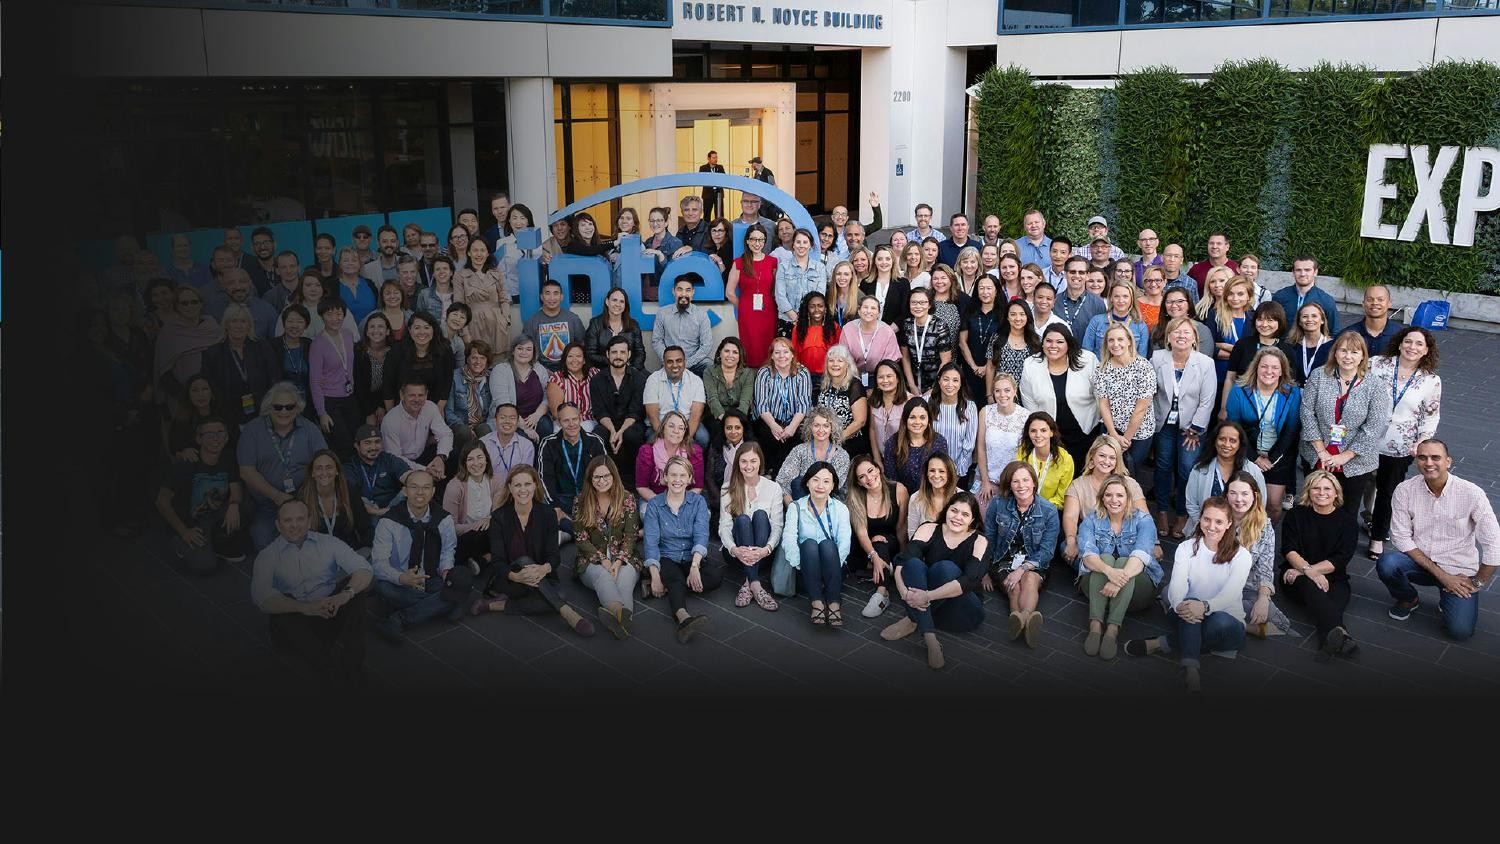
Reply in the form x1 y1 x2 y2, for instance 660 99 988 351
1081 280 1149 362
1090 321 1158 475
825 259 861 327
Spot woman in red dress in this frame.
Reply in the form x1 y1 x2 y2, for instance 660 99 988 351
727 225 779 368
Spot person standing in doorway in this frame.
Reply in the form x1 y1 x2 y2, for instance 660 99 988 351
700 151 727 219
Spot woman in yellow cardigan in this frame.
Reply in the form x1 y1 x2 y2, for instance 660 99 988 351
1016 410 1074 510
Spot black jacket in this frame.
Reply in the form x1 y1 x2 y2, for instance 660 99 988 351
537 430 608 512
489 502 560 577
200 339 281 425
860 277 911 327
583 315 647 372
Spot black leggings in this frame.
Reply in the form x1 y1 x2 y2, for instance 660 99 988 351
1282 574 1352 646
658 556 725 615
455 530 490 569
1370 454 1414 541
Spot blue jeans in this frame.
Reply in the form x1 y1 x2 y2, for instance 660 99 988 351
1376 550 1479 641
799 538 844 603
731 512 772 584
1124 436 1152 479
375 576 455 628
1152 425 1198 515
900 558 985 634
1165 610 1245 665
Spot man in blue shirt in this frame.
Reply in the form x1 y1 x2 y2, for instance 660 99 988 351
1272 256 1341 338
1056 256 1107 340
344 425 413 517
907 203 944 244
371 470 462 643
1338 284 1401 357
251 498 374 689
937 213 982 269
1018 209 1053 269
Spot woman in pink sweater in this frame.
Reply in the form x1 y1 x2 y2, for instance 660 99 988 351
839 295 900 388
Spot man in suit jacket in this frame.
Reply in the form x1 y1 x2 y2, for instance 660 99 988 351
750 156 782 221
699 151 727 219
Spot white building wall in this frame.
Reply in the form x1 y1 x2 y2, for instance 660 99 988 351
996 16 1500 78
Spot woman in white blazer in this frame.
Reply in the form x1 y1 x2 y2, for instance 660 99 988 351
1019 323 1100 476
1150 316 1220 538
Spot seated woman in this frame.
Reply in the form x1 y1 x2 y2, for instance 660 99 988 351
906 452 959 539
297 449 373 555
880 396 950 494
1124 497 1254 694
1184 419 1266 536
445 340 495 455
1224 470 1293 640
848 454 909 619
1061 436 1157 569
985 460 1061 649
642 456 722 644
635 410 706 501
466 464 595 638
926 362 980 486
487 333 551 443
973 373 1030 510
818 344 870 459
705 407 752 528
572 456 644 640
1076 475 1163 660
1223 346 1301 523
1280 470 1360 662
442 441 504 573
546 341 598 432
719 442 783 612
1016 411 1074 511
882 491 991 670
775 405 851 503
782 462 853 629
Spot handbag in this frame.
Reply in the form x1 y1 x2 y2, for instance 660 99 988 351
770 544 798 597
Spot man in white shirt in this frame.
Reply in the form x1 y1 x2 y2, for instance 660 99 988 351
1378 439 1498 641
251 498 373 689
644 346 709 447
371 470 462 643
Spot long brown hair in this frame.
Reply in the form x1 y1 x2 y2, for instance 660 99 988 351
298 449 355 524
845 454 888 538
1192 497 1241 565
915 452 958 521
893 396 934 470
573 455 626 527
727 441 768 519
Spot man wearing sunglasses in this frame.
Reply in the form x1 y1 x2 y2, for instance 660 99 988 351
239 382 329 551
1055 255 1106 340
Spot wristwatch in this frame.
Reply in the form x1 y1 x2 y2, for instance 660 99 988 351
1199 599 1212 615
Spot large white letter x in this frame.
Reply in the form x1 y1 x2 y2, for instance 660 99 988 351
1398 145 1460 244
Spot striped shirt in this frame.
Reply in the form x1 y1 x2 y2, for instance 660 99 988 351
1390 473 1500 577
753 366 813 426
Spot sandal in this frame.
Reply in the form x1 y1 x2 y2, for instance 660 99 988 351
811 604 827 626
753 588 780 612
827 606 844 628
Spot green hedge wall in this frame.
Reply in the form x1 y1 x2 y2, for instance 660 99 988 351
975 66 1042 237
1113 67 1197 246
978 60 1500 294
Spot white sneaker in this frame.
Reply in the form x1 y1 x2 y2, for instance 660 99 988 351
862 590 890 618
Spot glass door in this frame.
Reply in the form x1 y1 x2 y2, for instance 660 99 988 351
676 111 760 221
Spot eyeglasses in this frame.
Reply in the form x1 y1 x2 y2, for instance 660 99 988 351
271 403 297 411
591 473 614 481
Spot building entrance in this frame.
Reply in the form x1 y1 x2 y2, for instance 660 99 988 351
675 110 763 219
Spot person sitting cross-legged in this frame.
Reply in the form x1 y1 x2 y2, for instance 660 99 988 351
250 498 374 690
370 469 464 643
882 491 991 670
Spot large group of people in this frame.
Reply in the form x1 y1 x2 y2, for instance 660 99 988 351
90 190 1498 695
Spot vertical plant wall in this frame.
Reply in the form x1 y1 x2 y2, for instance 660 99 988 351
1113 67 1197 246
976 59 1500 294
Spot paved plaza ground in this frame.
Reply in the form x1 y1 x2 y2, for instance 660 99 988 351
59 311 1500 700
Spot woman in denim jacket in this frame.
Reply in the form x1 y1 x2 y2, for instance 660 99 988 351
984 460 1061 649
445 339 495 455
1076 475 1164 660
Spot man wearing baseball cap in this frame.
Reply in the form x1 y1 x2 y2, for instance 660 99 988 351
343 424 414 518
351 224 375 266
749 156 782 221
1072 215 1125 262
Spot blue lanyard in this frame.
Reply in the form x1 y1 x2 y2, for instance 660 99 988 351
495 438 517 478
357 460 381 497
1391 368 1419 410
777 373 794 422
813 440 832 463
1250 389 1277 427
562 437 584 488
667 377 684 413
809 499 835 541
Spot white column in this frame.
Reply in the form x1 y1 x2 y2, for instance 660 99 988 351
860 46 894 229
506 77 558 220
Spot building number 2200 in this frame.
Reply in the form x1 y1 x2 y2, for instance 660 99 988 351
891 90 912 102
